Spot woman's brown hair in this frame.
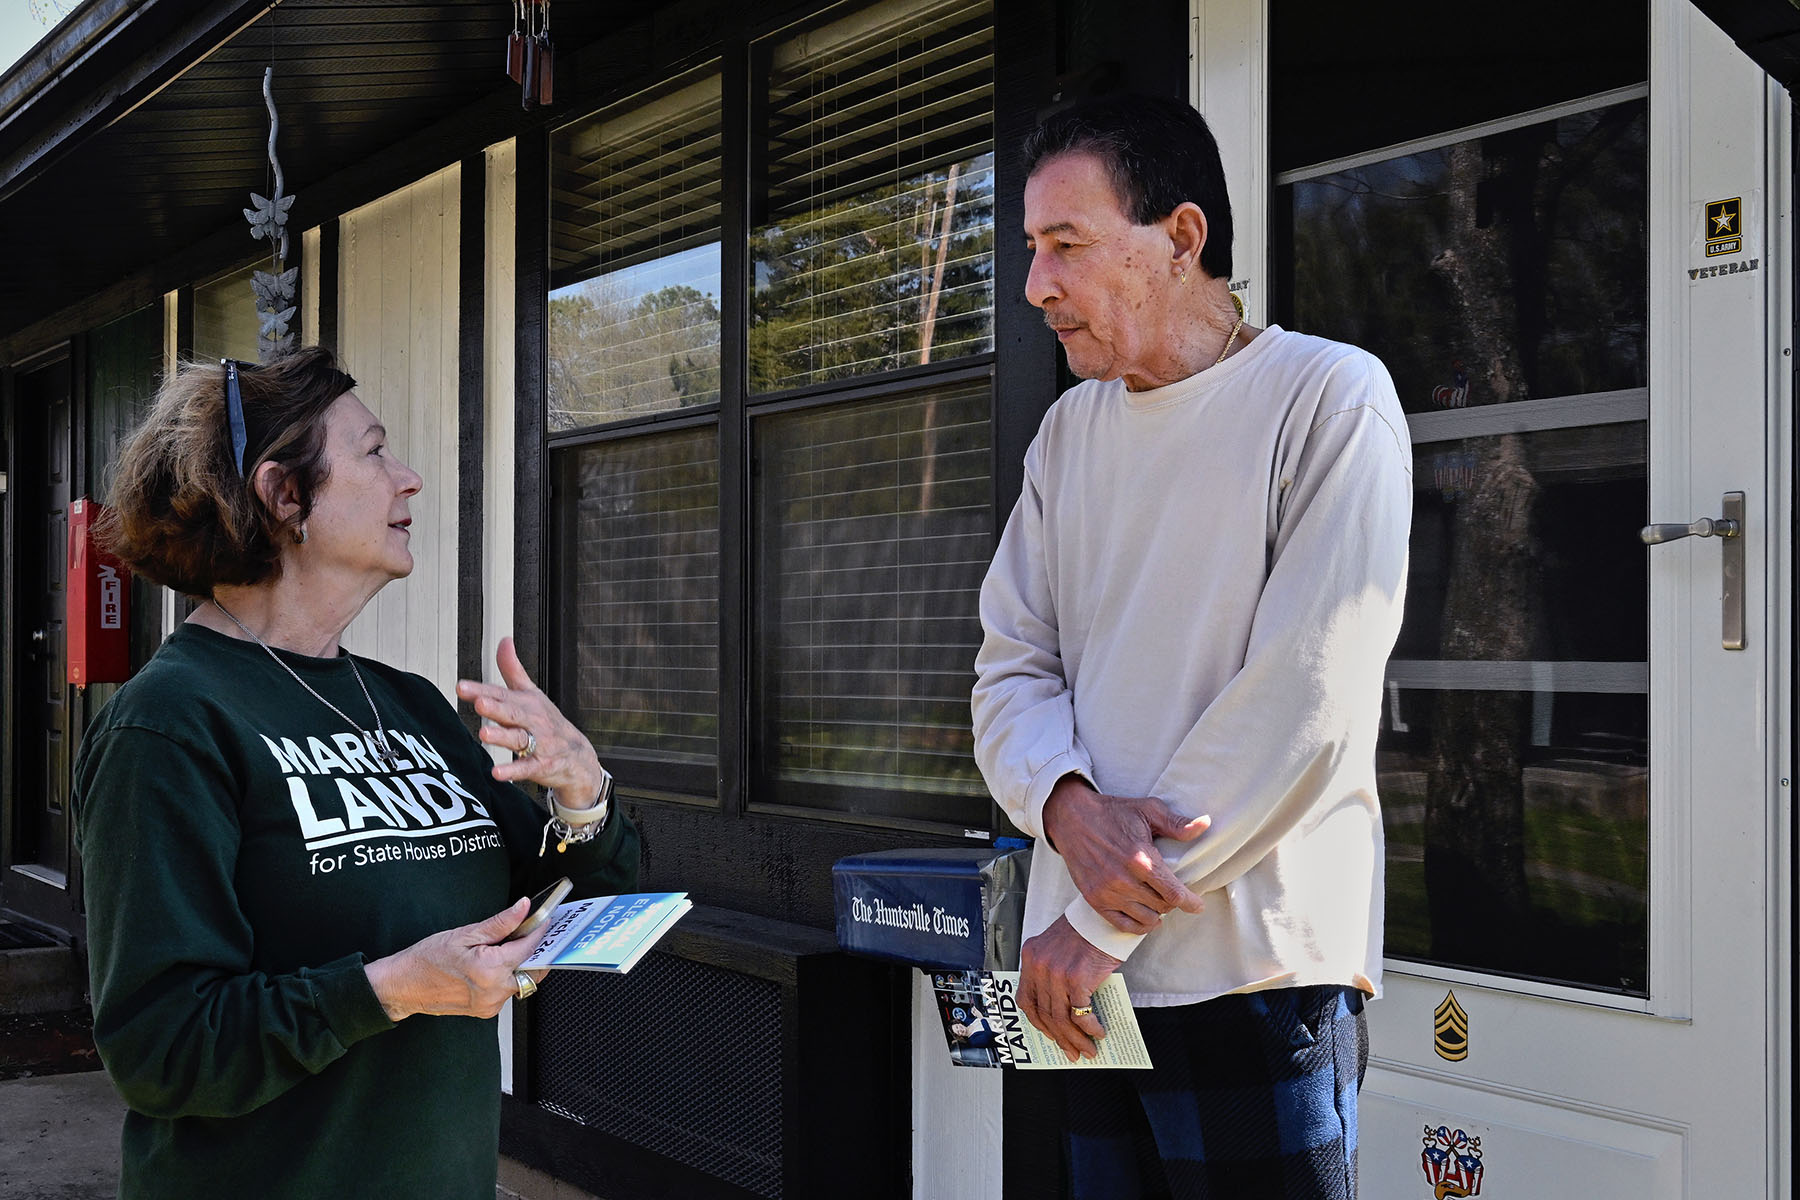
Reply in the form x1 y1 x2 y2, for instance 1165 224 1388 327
98 346 357 595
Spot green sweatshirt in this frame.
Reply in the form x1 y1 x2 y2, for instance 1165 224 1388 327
73 623 640 1200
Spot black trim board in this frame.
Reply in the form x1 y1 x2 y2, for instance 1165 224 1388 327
514 125 548 676
0 364 15 896
717 45 750 820
989 0 1062 840
508 125 549 1100
317 219 339 356
993 7 1077 1196
456 156 485 734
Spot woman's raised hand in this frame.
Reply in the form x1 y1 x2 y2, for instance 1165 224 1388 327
456 636 608 811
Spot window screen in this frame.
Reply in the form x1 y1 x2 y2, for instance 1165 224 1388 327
753 379 992 824
556 426 720 786
750 0 995 391
550 75 723 429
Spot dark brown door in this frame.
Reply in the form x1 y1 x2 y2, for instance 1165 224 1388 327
12 357 73 892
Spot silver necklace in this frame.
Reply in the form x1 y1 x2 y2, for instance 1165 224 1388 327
211 598 401 770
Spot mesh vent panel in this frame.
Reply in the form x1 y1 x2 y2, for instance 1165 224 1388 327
531 952 784 1198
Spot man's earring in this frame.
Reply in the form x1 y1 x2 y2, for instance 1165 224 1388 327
1178 268 1188 284
293 524 308 545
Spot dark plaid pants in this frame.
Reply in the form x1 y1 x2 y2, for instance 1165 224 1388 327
1061 985 1368 1200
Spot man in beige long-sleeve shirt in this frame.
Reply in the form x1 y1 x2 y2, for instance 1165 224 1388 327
972 95 1411 1199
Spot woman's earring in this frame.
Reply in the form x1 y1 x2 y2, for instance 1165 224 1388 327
293 524 308 545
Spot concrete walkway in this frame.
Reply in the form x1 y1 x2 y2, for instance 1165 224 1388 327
0 1067 597 1200
0 1069 124 1200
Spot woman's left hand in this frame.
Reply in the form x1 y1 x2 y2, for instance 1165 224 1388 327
456 636 607 810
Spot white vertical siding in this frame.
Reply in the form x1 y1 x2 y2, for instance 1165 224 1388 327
300 225 321 348
482 140 520 1094
482 140 518 680
912 972 1003 1200
162 290 181 639
1190 0 1267 322
336 165 461 700
162 290 178 378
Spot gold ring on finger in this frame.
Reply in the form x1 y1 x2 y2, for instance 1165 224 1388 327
1070 1004 1094 1018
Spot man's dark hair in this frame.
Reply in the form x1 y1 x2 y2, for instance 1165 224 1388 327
1022 94 1234 280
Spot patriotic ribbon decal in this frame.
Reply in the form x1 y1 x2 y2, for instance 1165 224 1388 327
1420 1125 1485 1198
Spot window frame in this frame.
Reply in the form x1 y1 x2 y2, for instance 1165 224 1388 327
740 0 999 831
543 1 1007 837
549 409 725 801
744 357 996 831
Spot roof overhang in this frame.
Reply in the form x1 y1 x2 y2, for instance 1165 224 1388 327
0 0 628 357
1692 0 1800 89
3 0 1798 358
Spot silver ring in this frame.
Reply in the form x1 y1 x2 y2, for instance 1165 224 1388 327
513 970 538 1000
519 731 537 758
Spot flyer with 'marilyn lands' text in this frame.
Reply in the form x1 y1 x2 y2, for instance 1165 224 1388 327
928 970 1151 1070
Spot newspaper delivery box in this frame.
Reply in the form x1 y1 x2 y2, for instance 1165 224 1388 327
832 844 1030 971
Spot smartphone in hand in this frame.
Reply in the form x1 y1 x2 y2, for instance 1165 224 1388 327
507 877 572 944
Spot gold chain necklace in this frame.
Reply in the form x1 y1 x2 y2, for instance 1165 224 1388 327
1214 292 1246 367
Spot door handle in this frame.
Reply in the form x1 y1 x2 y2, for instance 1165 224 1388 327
1640 491 1745 650
1639 516 1740 543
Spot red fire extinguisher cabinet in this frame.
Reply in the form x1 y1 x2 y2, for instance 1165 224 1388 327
68 497 131 686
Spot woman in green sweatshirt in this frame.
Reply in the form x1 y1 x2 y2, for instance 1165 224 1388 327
73 347 639 1199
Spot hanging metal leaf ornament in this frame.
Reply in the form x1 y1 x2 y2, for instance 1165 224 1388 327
243 64 299 362
251 266 299 310
244 191 296 248
257 285 298 356
258 305 298 338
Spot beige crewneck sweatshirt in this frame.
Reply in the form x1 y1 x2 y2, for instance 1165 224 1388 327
972 325 1412 1005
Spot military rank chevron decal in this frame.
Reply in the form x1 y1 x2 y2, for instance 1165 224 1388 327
1434 990 1469 1062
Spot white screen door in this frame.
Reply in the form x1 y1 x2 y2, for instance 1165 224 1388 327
1235 0 1794 1193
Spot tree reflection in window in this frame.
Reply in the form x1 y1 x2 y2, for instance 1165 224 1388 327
1285 96 1650 994
1286 100 1646 413
750 0 995 391
548 75 723 430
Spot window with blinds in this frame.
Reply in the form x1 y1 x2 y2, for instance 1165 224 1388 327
752 379 992 823
556 426 720 787
549 75 723 429
749 0 995 392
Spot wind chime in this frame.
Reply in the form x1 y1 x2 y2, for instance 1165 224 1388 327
507 0 554 109
244 63 296 361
